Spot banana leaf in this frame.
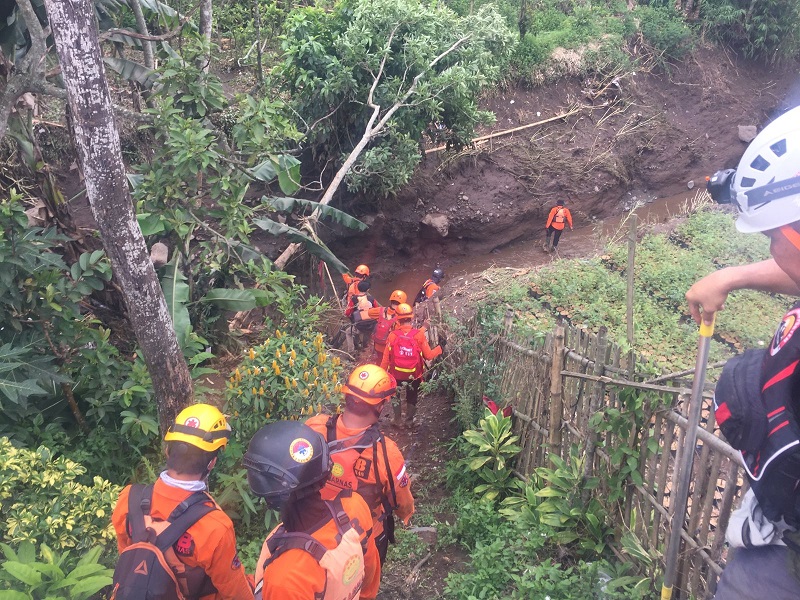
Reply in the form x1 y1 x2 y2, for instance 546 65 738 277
159 257 192 351
103 57 160 90
252 218 349 274
262 197 367 231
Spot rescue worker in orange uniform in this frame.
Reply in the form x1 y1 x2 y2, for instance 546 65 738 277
306 364 415 572
341 264 370 312
245 421 380 600
366 289 407 364
413 268 444 306
544 200 573 252
112 404 254 600
380 303 444 427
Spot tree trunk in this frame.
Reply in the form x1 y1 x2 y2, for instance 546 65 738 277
43 0 194 435
129 0 154 69
199 0 213 74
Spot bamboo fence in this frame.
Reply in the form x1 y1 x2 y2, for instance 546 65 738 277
475 313 745 600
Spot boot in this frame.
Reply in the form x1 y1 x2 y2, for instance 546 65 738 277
393 401 403 428
405 403 417 427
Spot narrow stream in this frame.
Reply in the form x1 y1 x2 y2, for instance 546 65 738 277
368 187 708 303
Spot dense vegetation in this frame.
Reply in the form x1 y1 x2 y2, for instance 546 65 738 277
0 0 798 596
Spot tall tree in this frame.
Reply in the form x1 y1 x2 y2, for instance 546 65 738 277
42 0 194 433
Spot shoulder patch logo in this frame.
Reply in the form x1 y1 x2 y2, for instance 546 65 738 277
770 308 800 356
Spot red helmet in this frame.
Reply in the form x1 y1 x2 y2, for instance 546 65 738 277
389 290 407 305
354 264 370 277
395 303 413 320
343 364 397 405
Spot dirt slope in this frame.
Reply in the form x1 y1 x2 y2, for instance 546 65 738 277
332 48 800 276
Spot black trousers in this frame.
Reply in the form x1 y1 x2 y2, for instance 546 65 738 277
546 225 563 248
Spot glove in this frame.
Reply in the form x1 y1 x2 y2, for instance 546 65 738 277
439 334 447 349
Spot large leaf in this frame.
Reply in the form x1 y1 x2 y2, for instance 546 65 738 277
159 257 192 352
275 155 301 195
249 159 278 182
262 197 367 231
199 289 273 312
103 57 160 90
252 218 349 275
0 343 65 406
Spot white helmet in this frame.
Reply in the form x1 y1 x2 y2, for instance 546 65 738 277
730 105 800 233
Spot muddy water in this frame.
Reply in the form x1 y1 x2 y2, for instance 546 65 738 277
369 187 709 303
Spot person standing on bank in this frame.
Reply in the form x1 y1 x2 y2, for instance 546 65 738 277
245 421 380 600
686 105 800 600
111 404 254 600
306 364 415 570
544 199 573 252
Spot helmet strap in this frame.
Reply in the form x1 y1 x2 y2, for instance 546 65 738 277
780 225 800 252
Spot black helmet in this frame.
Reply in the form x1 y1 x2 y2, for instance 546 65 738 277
244 422 331 506
432 268 444 283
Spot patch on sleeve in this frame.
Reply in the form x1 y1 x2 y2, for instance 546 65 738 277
398 473 409 488
395 464 407 482
231 553 242 570
174 532 194 557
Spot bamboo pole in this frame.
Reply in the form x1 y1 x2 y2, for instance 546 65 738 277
548 325 565 451
626 213 637 376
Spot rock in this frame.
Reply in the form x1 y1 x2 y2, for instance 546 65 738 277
738 125 757 143
420 213 449 238
687 180 695 189
416 198 424 208
150 242 169 268
408 526 438 546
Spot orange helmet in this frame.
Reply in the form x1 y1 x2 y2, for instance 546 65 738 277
395 303 413 320
389 290 407 305
343 364 397 405
354 264 370 277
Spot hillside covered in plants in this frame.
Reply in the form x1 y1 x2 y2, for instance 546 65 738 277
0 0 798 598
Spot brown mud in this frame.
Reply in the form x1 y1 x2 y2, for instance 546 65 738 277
330 48 800 290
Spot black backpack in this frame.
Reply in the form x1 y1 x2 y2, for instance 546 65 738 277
111 484 217 600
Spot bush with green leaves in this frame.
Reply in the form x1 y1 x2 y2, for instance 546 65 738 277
636 4 693 65
460 411 523 502
0 542 112 600
0 438 120 557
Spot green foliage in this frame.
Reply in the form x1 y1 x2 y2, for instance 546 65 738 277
460 412 523 502
636 4 693 65
0 542 112 600
224 327 344 442
276 0 513 198
0 439 120 557
700 0 800 64
532 446 610 554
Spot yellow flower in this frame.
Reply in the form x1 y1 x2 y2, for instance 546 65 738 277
313 366 319 377
292 379 298 388
254 367 261 375
252 387 257 395
273 360 281 376
319 353 327 364
265 412 270 419
259 386 265 395
290 349 296 360
332 372 338 383
322 383 328 393
229 376 234 383
249 348 256 360
302 340 307 346
276 329 282 338
275 349 281 359
332 356 341 367
303 371 309 381
302 358 308 368
302 389 309 397
235 368 241 381
289 358 295 367
281 343 287 354
284 376 290 388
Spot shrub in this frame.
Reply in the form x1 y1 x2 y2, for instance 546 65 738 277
636 4 693 64
0 438 120 558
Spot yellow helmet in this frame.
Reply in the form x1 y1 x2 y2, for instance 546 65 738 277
343 364 397 405
165 404 231 452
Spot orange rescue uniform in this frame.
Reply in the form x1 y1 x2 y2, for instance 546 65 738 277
305 414 415 538
545 205 573 230
112 479 254 600
254 492 380 600
380 323 442 377
341 273 365 309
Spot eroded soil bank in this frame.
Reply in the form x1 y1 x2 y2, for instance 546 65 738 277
329 48 800 286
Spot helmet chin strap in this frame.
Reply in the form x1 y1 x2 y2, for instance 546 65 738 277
780 225 800 251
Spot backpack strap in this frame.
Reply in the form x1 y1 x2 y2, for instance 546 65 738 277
155 491 217 552
326 414 339 443
266 529 328 564
378 437 398 512
126 483 150 543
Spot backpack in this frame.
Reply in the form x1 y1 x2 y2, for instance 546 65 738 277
414 280 434 305
372 308 395 349
390 329 422 380
111 484 217 600
254 494 365 600
554 207 566 224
